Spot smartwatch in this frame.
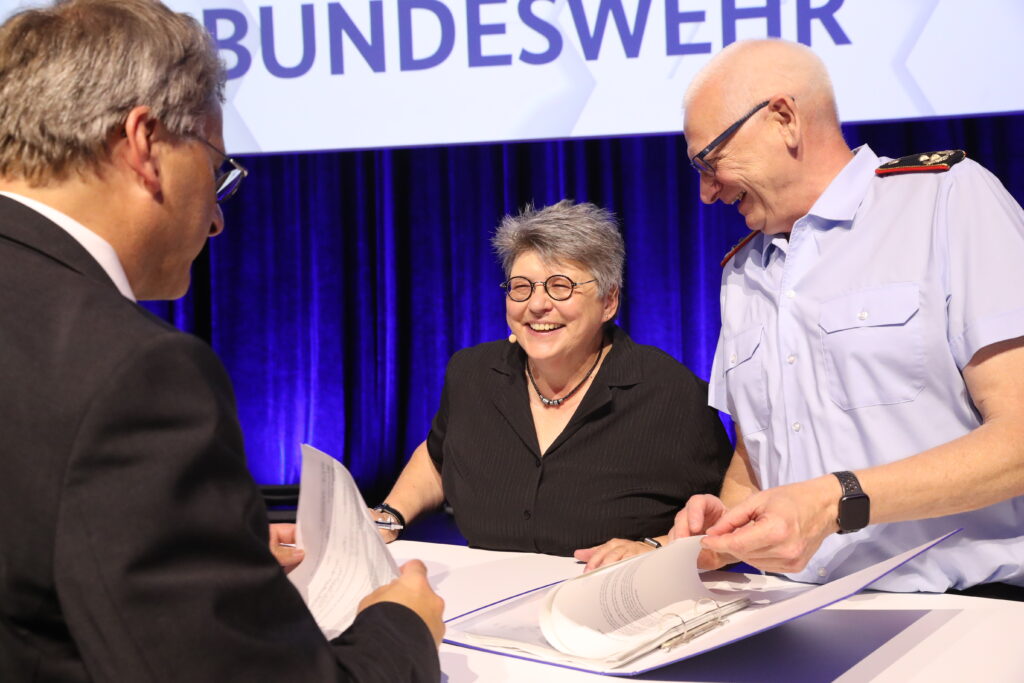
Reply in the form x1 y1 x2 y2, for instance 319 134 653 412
832 471 870 534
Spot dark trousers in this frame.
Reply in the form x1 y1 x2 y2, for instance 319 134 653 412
946 582 1024 602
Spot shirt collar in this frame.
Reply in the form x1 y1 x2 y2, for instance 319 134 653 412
758 145 879 268
0 191 136 301
805 144 879 224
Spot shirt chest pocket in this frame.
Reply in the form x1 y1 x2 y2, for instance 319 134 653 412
818 283 925 410
723 325 770 433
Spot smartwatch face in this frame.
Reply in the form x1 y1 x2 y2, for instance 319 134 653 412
840 493 871 533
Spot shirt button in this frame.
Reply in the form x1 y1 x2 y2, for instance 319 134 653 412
786 289 796 299
786 354 796 364
523 510 531 520
857 311 868 321
817 567 828 578
792 422 802 432
729 353 738 365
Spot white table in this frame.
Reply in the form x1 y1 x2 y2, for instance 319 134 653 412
392 540 1024 682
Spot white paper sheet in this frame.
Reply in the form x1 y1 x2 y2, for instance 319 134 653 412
287 444 399 639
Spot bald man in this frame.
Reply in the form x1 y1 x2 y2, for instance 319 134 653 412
578 39 1024 592
669 39 1024 595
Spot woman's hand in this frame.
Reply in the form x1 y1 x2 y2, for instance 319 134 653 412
573 538 656 572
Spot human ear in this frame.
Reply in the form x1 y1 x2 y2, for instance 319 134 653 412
118 106 162 197
602 285 620 322
768 94 800 151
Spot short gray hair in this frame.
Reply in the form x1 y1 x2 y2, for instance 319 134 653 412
492 200 625 296
0 0 225 184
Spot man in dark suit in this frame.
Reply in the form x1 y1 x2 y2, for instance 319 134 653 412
0 1 443 680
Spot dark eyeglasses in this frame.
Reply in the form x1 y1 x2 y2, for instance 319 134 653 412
689 100 769 176
195 136 249 203
500 274 597 302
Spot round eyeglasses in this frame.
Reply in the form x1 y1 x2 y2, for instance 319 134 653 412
500 275 597 302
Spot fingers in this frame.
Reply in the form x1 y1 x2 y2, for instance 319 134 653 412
270 543 304 573
399 559 428 579
579 539 652 573
573 546 597 563
669 495 725 541
269 522 297 545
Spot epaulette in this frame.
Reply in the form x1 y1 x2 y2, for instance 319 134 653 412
875 150 966 176
720 231 756 267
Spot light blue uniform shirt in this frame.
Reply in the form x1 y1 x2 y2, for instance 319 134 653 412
709 145 1024 591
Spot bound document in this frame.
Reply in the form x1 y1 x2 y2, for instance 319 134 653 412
285 444 399 639
445 530 959 676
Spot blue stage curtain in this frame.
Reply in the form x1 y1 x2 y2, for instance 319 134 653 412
144 113 1024 500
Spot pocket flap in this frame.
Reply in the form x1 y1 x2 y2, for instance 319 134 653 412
723 326 763 373
819 283 919 333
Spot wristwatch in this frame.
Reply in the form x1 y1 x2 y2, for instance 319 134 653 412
372 502 406 537
832 471 870 534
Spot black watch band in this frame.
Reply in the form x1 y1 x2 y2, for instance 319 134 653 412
832 471 870 534
373 502 406 531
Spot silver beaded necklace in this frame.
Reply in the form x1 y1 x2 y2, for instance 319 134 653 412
526 344 604 407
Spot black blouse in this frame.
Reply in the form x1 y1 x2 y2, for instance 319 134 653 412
426 325 733 556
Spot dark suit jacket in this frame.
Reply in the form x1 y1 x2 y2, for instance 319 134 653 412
0 195 438 682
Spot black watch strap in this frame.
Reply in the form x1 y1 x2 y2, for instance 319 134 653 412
373 502 406 530
832 471 870 534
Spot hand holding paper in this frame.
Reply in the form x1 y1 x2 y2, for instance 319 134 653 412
701 477 841 574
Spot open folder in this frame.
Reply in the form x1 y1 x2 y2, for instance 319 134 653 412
444 530 960 676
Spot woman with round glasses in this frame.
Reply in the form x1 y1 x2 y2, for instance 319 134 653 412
371 200 732 558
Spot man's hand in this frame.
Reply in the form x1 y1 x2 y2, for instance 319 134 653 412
701 476 841 573
668 494 738 570
573 538 654 572
359 560 445 646
269 523 304 573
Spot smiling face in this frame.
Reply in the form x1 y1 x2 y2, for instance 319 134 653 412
505 250 618 366
685 92 802 236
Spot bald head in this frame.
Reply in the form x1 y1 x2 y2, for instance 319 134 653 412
685 39 840 132
682 40 853 235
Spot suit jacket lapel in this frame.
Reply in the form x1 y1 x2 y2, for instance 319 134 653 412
0 194 119 291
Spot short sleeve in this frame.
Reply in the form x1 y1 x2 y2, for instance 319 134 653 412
944 160 1024 368
425 362 453 471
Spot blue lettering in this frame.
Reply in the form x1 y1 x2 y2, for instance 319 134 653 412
797 0 850 46
260 5 316 78
398 0 456 71
567 0 652 60
468 0 512 67
664 1 711 56
328 2 386 73
204 9 251 79
722 0 781 46
518 0 562 65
